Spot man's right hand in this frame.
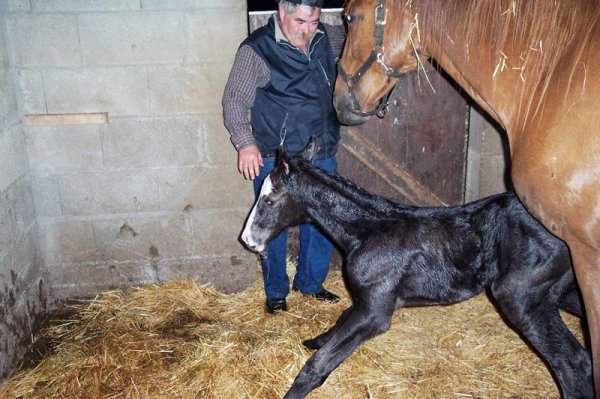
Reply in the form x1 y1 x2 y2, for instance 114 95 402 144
238 145 264 180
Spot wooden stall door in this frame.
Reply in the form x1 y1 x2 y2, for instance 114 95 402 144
337 65 468 207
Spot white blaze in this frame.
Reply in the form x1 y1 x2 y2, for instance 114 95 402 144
241 176 274 252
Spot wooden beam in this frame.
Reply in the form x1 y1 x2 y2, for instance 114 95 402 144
24 113 109 127
340 127 448 207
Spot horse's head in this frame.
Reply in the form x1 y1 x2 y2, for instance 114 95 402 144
334 0 421 125
240 140 319 253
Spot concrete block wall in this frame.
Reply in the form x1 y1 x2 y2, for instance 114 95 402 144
0 2 47 382
465 108 510 202
3 0 257 312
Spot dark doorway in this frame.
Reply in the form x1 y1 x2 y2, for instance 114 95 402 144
248 0 345 11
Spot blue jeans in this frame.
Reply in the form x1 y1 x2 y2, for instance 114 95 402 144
253 156 337 299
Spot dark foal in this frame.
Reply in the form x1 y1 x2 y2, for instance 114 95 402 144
241 141 592 399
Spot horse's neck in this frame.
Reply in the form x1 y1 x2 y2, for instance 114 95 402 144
299 169 396 252
419 6 514 134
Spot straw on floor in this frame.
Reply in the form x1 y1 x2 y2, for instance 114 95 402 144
0 264 585 398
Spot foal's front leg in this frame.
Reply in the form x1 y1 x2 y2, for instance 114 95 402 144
303 306 353 350
283 302 395 399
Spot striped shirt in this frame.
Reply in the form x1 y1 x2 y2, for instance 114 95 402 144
222 16 346 151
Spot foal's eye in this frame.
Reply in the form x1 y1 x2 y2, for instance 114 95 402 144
265 199 274 206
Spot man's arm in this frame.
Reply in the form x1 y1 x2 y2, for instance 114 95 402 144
222 45 270 179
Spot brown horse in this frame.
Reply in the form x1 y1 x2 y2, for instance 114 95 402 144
334 0 600 395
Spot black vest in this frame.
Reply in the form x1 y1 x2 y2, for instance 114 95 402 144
243 15 340 158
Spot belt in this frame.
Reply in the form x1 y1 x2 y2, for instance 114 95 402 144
261 147 336 160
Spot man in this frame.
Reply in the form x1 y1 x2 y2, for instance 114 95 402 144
223 0 346 313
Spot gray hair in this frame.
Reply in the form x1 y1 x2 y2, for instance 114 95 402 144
279 0 317 15
280 1 300 14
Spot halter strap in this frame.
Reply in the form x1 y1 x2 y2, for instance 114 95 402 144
338 0 403 118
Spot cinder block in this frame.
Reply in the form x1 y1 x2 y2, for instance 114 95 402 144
11 230 42 287
103 117 201 169
93 214 194 261
47 262 140 301
58 170 160 216
26 125 103 173
7 14 80 67
79 12 186 66
147 65 227 115
17 70 46 114
31 0 140 12
6 0 31 12
158 256 258 294
189 209 252 256
157 165 253 212
187 8 248 64
141 0 245 10
30 174 63 217
200 113 239 165
0 125 27 192
43 68 149 116
38 219 98 265
6 178 36 241
0 190 14 252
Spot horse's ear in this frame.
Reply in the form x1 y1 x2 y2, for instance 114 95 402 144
277 147 291 175
299 137 319 161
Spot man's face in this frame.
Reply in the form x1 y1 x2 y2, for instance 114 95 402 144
279 4 321 51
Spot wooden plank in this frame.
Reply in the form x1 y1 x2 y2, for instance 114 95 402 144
24 113 109 127
340 127 448 207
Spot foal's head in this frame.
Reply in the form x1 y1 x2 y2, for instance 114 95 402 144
241 141 319 253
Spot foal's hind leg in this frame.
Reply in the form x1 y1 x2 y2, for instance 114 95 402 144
283 301 395 399
559 282 584 318
492 281 592 398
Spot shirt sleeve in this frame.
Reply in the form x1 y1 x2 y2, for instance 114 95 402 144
222 44 271 151
323 22 346 60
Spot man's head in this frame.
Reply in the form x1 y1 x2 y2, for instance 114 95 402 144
278 0 324 52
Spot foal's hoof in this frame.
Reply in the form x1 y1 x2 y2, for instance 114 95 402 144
303 338 321 350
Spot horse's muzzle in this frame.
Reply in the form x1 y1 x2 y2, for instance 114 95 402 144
333 92 370 126
241 232 265 253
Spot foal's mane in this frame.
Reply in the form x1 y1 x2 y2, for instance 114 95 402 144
408 0 600 124
294 160 400 216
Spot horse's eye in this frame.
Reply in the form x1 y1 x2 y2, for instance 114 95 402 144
344 14 354 24
265 199 274 206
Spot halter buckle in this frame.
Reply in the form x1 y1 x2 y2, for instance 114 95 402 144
375 3 387 26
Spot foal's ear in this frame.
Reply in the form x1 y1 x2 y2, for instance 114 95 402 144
299 137 319 161
276 148 292 175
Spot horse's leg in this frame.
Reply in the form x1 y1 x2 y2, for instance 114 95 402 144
283 301 395 399
303 306 353 350
568 242 600 397
492 275 593 398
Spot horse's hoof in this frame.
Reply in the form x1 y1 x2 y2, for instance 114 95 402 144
303 338 321 350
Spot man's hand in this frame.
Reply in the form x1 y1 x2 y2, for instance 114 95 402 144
238 145 264 180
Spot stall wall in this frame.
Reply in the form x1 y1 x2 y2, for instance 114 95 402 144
0 2 47 382
0 1 259 382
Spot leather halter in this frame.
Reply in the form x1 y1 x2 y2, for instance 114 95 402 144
338 0 403 118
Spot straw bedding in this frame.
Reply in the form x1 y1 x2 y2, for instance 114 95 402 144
0 264 585 399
